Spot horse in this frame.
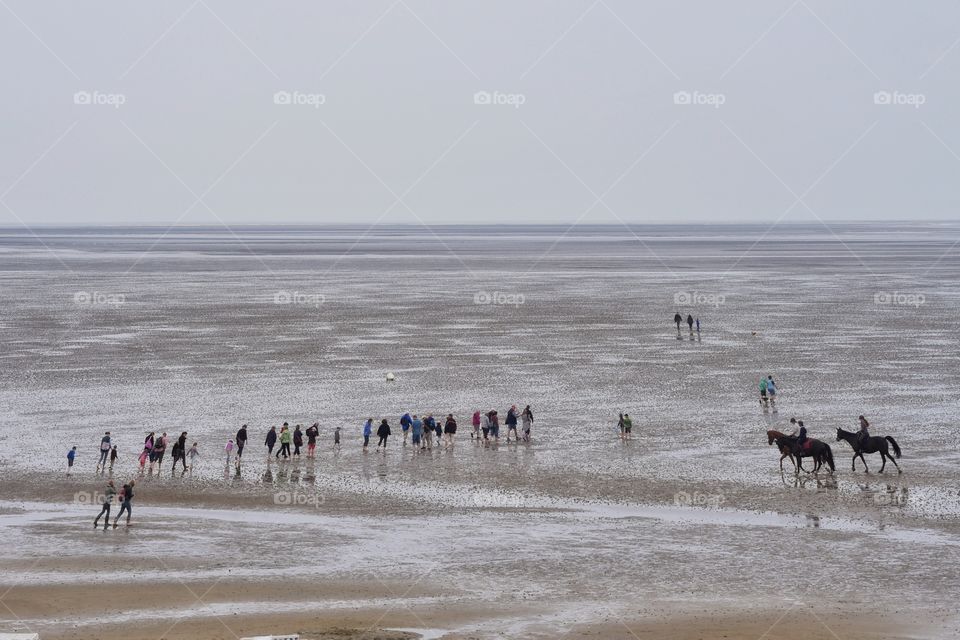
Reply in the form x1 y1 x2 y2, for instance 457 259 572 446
767 430 835 474
836 428 901 473
767 430 798 472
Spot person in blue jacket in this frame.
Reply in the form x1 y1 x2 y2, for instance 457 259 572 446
362 419 373 448
411 415 423 448
400 412 412 445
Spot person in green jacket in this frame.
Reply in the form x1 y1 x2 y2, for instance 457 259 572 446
622 413 633 440
277 423 292 459
759 377 768 407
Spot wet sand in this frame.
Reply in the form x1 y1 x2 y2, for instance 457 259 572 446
0 225 959 639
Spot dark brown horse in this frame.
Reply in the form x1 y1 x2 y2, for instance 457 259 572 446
767 430 835 474
767 430 798 472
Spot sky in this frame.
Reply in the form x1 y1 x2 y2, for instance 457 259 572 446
1 1 959 226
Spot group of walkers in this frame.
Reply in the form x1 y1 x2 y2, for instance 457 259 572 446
673 312 701 334
368 405 534 450
92 479 136 529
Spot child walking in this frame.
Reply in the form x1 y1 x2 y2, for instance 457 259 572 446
67 446 77 475
187 442 200 470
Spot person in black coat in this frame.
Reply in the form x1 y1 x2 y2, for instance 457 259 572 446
236 425 248 459
265 426 277 456
376 419 391 449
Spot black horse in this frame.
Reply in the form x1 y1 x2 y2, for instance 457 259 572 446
836 428 901 473
772 434 835 474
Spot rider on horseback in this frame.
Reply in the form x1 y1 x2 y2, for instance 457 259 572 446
791 419 807 455
857 415 870 447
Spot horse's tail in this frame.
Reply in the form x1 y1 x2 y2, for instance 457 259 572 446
886 436 902 459
824 444 835 472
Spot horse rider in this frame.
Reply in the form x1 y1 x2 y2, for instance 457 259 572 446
857 415 870 447
791 419 807 455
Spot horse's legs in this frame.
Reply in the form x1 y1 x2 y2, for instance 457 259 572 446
859 452 869 473
779 451 787 472
879 448 887 473
852 454 858 472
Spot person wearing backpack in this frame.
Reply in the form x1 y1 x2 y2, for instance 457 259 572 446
98 432 111 469
113 480 135 528
521 405 533 442
471 411 481 440
400 412 412 445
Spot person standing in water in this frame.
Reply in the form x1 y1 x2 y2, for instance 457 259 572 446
695 318 700 333
674 312 683 333
175 431 188 471
521 405 533 441
686 314 694 333
766 376 777 407
93 480 116 529
306 423 319 457
235 425 248 460
98 432 111 470
759 377 768 407
376 419 391 449
333 426 342 450
362 419 372 449
112 480 135 528
622 413 633 440
109 445 118 471
400 412 412 445
292 425 303 457
617 413 626 441
67 446 77 474
480 411 491 441
411 414 423 449
224 439 235 464
471 411 481 440
444 414 457 447
265 426 277 457
152 433 168 470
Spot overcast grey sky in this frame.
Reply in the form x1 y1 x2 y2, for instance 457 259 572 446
1 1 959 226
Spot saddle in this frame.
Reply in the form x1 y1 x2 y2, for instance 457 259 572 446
798 439 814 452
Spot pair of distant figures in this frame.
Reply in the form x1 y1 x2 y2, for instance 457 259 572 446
673 313 700 333
759 376 777 407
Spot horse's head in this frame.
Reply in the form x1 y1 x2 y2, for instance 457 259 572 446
766 430 780 445
836 428 843 442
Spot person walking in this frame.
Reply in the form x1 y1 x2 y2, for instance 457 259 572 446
235 425 248 459
93 480 116 529
224 439 235 464
67 446 77 475
695 318 701 333
766 376 778 406
674 312 683 333
265 426 277 457
400 412 412 445
292 425 303 457
444 414 457 447
112 480 135 528
98 432 111 469
412 415 424 449
333 426 342 450
187 442 200 470
278 424 292 459
174 431 188 472
490 411 500 441
759 377 768 407
152 433 168 470
505 406 519 442
376 419 391 449
140 432 155 471
471 411 481 440
306 423 319 457
521 405 533 441
109 445 118 471
481 411 491 441
617 412 626 441
686 314 694 333
622 413 633 440
362 419 372 449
